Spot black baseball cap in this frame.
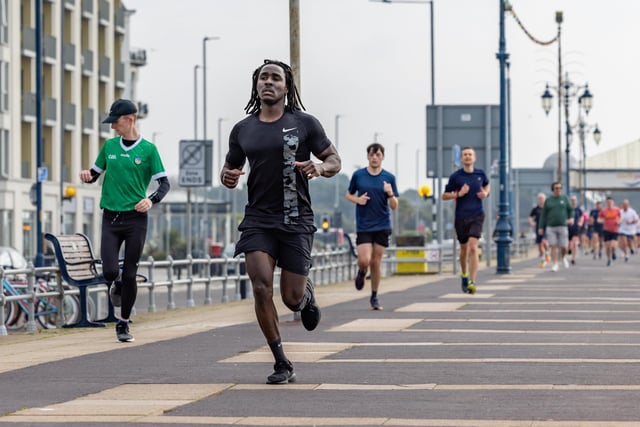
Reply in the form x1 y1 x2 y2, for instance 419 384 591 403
102 99 138 123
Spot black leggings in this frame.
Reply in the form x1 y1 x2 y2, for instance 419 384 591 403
101 209 148 319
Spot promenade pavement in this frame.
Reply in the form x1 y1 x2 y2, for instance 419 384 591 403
2 251 640 426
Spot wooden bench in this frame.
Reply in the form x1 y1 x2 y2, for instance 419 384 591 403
44 232 146 328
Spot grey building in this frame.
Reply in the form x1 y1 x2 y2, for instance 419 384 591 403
0 0 145 259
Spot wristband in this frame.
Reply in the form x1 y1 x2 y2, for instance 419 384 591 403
387 193 394 199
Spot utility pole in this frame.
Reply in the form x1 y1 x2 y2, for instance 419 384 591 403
289 0 301 91
35 0 44 267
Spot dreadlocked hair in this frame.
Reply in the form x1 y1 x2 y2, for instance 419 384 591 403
244 59 305 115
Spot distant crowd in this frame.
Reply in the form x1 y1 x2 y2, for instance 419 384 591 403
529 183 638 271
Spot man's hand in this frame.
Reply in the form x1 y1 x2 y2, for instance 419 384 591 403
357 192 370 206
383 181 393 197
221 167 245 189
79 170 93 183
295 161 324 180
135 198 153 213
458 183 469 197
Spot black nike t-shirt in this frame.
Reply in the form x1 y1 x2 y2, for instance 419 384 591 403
226 110 331 233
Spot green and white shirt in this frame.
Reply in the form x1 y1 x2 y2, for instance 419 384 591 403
92 136 167 211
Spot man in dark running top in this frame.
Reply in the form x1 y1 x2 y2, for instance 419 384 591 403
220 60 341 385
588 200 603 259
529 192 550 267
443 147 490 294
80 99 170 343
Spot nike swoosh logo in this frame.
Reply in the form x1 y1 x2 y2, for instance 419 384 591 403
282 127 297 132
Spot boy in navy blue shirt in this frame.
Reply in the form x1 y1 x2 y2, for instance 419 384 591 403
346 143 398 310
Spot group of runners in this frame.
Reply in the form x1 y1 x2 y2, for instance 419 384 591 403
529 185 639 270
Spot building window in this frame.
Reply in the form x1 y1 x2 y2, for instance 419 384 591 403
0 61 8 112
0 0 7 45
0 128 8 178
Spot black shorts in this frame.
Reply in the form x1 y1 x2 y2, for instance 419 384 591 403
356 230 391 248
455 213 485 244
535 233 547 245
603 231 618 242
234 228 313 276
568 228 580 240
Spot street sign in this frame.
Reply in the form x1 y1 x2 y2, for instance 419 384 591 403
426 105 500 178
179 139 212 187
37 166 48 182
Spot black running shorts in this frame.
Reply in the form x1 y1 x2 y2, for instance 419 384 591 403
454 213 485 244
234 228 313 276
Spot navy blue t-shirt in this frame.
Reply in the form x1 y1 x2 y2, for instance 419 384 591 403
348 168 398 232
569 206 583 234
589 208 603 232
444 168 489 219
226 111 331 233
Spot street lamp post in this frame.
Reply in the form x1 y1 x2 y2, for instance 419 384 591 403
194 65 200 139
34 0 45 267
495 0 512 273
217 117 226 184
218 117 231 247
578 122 601 208
202 36 219 254
542 75 594 196
333 114 343 209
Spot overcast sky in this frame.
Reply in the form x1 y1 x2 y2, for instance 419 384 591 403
124 0 640 192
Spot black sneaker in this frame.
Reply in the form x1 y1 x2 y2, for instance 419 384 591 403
354 269 366 291
115 321 134 342
460 274 469 293
370 296 383 311
300 278 321 331
109 284 122 308
266 360 296 384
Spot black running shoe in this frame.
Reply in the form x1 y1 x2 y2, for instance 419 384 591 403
460 274 469 293
115 320 134 342
370 296 383 310
109 284 122 308
266 360 296 384
354 269 366 291
300 278 321 331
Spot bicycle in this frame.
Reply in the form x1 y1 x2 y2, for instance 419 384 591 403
2 275 88 329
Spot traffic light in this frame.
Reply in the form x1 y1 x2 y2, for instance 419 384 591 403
321 216 330 232
63 186 77 200
418 184 433 200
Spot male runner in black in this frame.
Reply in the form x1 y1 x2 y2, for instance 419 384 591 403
220 60 341 384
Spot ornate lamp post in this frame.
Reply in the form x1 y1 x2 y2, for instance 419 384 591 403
495 0 512 273
541 76 595 195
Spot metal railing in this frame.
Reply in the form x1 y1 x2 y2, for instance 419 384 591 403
2 239 535 336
